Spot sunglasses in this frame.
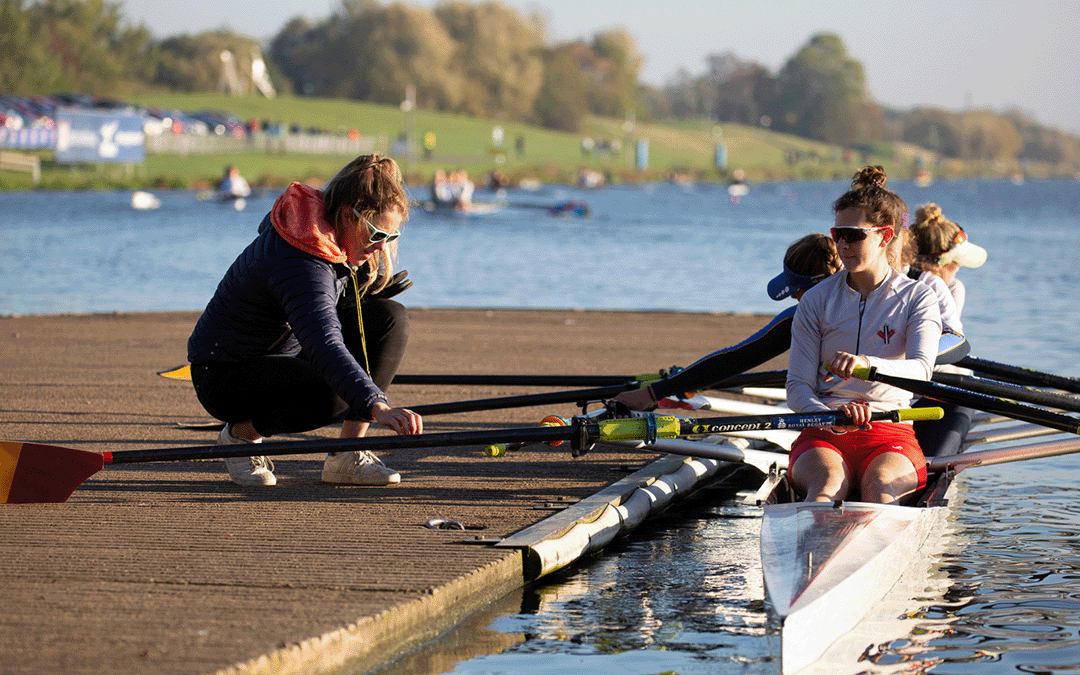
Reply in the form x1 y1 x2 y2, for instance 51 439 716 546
352 207 399 244
830 225 892 243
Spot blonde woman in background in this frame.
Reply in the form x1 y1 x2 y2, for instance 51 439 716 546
909 203 987 317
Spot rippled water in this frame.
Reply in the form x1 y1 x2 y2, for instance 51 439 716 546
2 177 1079 674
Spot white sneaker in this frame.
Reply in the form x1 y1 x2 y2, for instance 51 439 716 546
218 425 276 486
322 451 401 486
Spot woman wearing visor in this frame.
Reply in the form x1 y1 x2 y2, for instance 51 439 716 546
785 166 941 505
900 203 988 457
187 154 422 488
614 233 842 411
909 203 987 317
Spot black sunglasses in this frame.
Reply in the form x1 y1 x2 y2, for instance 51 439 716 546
830 226 891 243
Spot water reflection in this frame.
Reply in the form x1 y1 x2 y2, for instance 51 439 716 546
375 485 775 675
373 456 1080 675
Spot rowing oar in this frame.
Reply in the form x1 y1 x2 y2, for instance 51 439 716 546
158 364 786 391
931 371 1080 414
165 371 787 432
955 356 1080 394
0 407 942 504
852 366 1080 435
485 407 943 456
408 369 791 416
156 364 671 387
928 436 1080 474
163 380 658 432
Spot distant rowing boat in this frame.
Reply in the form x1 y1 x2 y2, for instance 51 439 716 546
420 200 504 217
420 199 590 218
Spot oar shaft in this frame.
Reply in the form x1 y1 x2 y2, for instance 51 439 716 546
956 356 1080 393
855 367 1080 435
929 436 1080 473
408 383 640 416
932 372 1080 413
394 373 641 386
109 408 939 465
105 424 585 465
711 369 787 389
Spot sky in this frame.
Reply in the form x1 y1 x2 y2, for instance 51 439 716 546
122 0 1080 135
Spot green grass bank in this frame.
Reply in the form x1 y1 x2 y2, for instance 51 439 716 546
0 93 1052 191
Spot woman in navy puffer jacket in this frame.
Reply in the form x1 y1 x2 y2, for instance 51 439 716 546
188 154 421 487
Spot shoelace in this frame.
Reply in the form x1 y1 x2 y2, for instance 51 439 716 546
353 451 385 467
250 456 274 472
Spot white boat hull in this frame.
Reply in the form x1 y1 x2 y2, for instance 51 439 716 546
761 496 951 674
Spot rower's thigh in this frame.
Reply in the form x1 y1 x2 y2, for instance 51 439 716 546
791 445 851 492
860 452 920 503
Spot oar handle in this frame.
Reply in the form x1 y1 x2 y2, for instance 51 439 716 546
893 407 946 422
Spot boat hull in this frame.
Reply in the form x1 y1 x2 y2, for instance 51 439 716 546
760 471 955 674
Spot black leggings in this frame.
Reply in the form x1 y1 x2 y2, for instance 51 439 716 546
912 397 975 458
190 299 409 437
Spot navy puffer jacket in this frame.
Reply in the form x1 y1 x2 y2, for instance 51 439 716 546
187 183 386 418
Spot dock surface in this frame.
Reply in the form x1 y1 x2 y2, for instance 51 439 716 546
0 308 780 675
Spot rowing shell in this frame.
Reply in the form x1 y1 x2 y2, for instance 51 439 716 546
759 474 954 674
757 420 1080 673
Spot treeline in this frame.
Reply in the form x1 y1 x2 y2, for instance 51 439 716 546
662 34 1080 167
3 0 1078 168
266 0 641 133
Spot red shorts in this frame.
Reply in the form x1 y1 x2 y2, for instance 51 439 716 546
789 422 927 490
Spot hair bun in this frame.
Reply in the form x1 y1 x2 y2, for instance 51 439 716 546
852 165 887 190
914 203 945 227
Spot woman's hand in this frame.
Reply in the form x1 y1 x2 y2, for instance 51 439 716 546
613 386 656 411
824 351 870 380
831 399 872 433
371 403 423 435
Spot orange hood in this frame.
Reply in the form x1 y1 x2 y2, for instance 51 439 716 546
270 182 347 264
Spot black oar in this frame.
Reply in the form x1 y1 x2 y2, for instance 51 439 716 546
158 364 789 392
409 369 789 416
165 370 788 432
0 408 941 504
852 366 1080 435
409 382 646 416
157 364 669 387
931 371 1080 413
955 356 1080 394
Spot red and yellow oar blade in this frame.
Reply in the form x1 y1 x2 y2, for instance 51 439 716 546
0 441 104 504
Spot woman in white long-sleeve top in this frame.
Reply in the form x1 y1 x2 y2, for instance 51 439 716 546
786 166 942 505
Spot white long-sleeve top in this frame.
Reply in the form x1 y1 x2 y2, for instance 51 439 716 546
947 276 967 317
908 268 962 334
786 269 942 413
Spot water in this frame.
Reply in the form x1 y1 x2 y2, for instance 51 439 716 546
2 178 1079 673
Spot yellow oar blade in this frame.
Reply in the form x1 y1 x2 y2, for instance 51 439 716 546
157 364 192 381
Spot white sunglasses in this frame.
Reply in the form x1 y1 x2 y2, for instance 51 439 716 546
352 207 399 244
